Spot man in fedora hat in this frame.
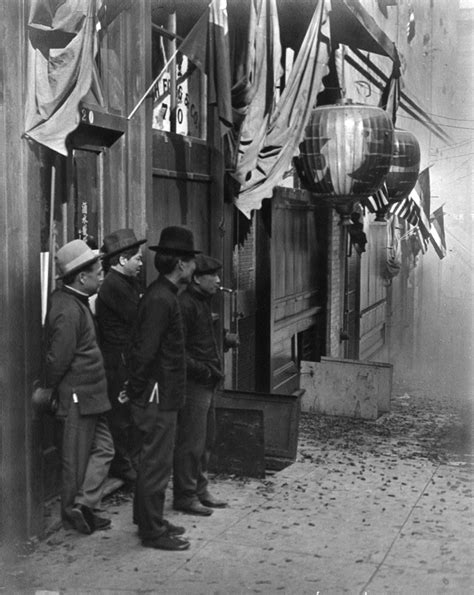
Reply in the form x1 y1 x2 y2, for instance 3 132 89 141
96 228 146 486
126 225 200 551
173 254 236 516
45 239 114 535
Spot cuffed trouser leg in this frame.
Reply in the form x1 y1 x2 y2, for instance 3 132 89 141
197 396 216 499
75 416 114 509
132 403 177 541
60 405 114 523
173 384 212 506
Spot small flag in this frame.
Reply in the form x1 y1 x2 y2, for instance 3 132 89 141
363 183 389 214
410 167 431 245
389 167 431 250
430 206 447 259
407 10 416 43
389 196 419 227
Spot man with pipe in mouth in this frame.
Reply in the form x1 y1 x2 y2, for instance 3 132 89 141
173 254 239 516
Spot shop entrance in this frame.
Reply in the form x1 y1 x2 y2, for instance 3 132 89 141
39 147 106 502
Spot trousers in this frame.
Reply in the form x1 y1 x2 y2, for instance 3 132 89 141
58 404 114 524
103 350 140 482
131 402 178 540
173 382 216 506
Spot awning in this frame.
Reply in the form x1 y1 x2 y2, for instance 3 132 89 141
330 0 400 68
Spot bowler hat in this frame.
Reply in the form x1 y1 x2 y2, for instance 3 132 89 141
194 254 222 275
149 226 201 255
101 228 146 259
55 239 100 279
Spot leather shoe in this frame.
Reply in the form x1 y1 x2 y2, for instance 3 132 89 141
173 501 213 516
199 494 228 508
91 512 112 531
142 533 190 551
69 505 94 535
164 520 186 536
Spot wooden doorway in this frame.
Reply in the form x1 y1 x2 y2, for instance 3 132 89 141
255 188 327 394
39 147 106 502
343 230 361 360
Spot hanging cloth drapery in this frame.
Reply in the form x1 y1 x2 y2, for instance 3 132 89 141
233 0 330 218
230 0 281 180
24 0 98 156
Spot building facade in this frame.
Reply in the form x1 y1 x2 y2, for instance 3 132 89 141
1 0 468 542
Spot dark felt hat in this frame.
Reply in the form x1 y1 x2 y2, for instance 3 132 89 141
194 254 222 275
149 226 201 255
101 228 146 259
55 239 100 279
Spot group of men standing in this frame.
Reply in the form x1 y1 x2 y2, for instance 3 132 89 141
44 225 237 551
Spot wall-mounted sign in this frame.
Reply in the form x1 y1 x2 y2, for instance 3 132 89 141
152 56 205 139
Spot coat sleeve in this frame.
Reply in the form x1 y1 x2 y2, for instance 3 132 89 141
45 306 79 389
126 293 169 402
98 275 138 326
180 296 213 382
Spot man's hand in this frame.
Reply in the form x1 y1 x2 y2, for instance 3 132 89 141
207 363 224 380
224 331 240 349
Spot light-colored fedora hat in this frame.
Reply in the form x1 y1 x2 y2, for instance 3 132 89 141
55 239 100 279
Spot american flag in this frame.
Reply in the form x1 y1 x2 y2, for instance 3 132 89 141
363 183 389 214
430 206 447 259
388 168 431 251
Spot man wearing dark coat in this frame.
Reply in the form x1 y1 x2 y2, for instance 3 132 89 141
173 254 234 516
126 226 200 551
96 228 146 485
45 239 114 535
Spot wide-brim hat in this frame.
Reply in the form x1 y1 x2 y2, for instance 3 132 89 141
55 239 100 279
194 254 222 275
101 228 146 259
149 225 202 255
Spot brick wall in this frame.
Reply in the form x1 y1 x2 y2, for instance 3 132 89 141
232 217 257 391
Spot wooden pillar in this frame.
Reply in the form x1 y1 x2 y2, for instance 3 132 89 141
0 0 44 541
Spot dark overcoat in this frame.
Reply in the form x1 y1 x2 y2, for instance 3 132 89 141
45 287 110 417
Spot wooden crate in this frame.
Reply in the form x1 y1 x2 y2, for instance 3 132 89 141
215 389 302 470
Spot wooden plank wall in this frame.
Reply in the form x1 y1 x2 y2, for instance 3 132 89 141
102 2 151 241
0 0 44 541
359 221 389 361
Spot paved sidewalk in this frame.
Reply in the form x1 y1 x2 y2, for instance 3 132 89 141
1 387 472 594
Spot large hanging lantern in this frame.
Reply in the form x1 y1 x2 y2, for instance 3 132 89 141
385 129 420 202
295 100 394 223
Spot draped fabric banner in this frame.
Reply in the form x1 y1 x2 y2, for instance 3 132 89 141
233 0 330 218
24 0 98 156
179 0 233 136
231 0 281 181
379 63 401 126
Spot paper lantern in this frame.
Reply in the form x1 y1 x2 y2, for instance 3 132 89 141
295 100 394 223
385 129 420 202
